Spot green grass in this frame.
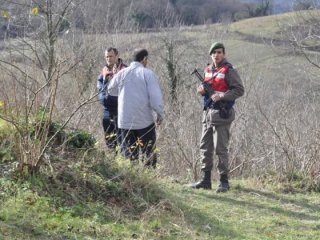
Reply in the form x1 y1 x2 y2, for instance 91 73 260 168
229 10 320 39
1 10 320 240
1 172 319 239
169 182 320 240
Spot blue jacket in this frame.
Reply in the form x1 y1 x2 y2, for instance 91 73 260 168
97 59 127 115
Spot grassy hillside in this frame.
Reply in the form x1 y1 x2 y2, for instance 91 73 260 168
229 10 317 39
1 168 319 239
1 10 320 240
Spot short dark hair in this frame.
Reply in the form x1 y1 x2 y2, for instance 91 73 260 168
133 48 148 62
106 47 118 55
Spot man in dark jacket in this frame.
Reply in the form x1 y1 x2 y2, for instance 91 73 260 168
191 42 244 192
97 47 127 149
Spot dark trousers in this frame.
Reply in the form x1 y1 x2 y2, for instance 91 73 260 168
102 113 121 149
121 123 157 167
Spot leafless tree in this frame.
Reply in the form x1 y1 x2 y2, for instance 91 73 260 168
0 0 100 175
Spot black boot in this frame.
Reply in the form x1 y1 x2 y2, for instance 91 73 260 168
216 174 230 193
191 171 212 190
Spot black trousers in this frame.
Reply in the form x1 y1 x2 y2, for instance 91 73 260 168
102 113 121 149
121 123 157 167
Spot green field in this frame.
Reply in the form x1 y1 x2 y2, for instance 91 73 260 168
1 173 319 240
1 10 320 240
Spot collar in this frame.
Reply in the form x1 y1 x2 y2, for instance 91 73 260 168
106 58 125 69
130 61 144 68
213 59 228 68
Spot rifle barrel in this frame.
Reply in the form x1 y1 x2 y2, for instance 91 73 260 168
191 69 204 82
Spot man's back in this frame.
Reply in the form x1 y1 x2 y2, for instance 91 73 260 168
108 61 164 130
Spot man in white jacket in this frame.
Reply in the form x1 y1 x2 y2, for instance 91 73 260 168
108 48 164 167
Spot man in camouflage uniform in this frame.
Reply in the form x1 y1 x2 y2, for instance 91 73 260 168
192 42 244 192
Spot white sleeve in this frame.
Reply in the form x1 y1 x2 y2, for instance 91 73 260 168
107 73 119 96
146 71 164 119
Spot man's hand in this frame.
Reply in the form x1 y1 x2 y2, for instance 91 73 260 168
101 66 109 79
197 85 205 95
156 114 163 126
211 92 224 102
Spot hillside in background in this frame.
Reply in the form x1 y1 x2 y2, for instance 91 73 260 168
0 0 304 38
1 2 319 188
1 5 320 239
273 0 293 13
239 0 292 13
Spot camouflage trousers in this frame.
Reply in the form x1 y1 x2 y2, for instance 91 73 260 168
199 108 235 175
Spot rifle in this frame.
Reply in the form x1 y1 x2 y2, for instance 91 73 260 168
191 68 215 98
191 68 231 118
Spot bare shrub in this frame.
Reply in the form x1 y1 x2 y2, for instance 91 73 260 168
0 0 101 175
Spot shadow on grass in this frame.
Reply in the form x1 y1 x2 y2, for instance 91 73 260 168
165 190 244 239
191 188 320 222
0 220 65 240
238 187 320 213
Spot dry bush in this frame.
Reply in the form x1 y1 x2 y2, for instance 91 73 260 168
0 0 103 174
1 0 320 190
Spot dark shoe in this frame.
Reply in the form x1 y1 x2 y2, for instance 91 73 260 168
216 181 230 193
191 180 212 189
191 171 212 190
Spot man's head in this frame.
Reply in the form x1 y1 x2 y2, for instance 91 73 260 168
133 48 148 66
209 42 225 66
105 47 119 67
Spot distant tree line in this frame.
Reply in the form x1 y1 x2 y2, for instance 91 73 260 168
1 0 318 39
76 0 276 30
